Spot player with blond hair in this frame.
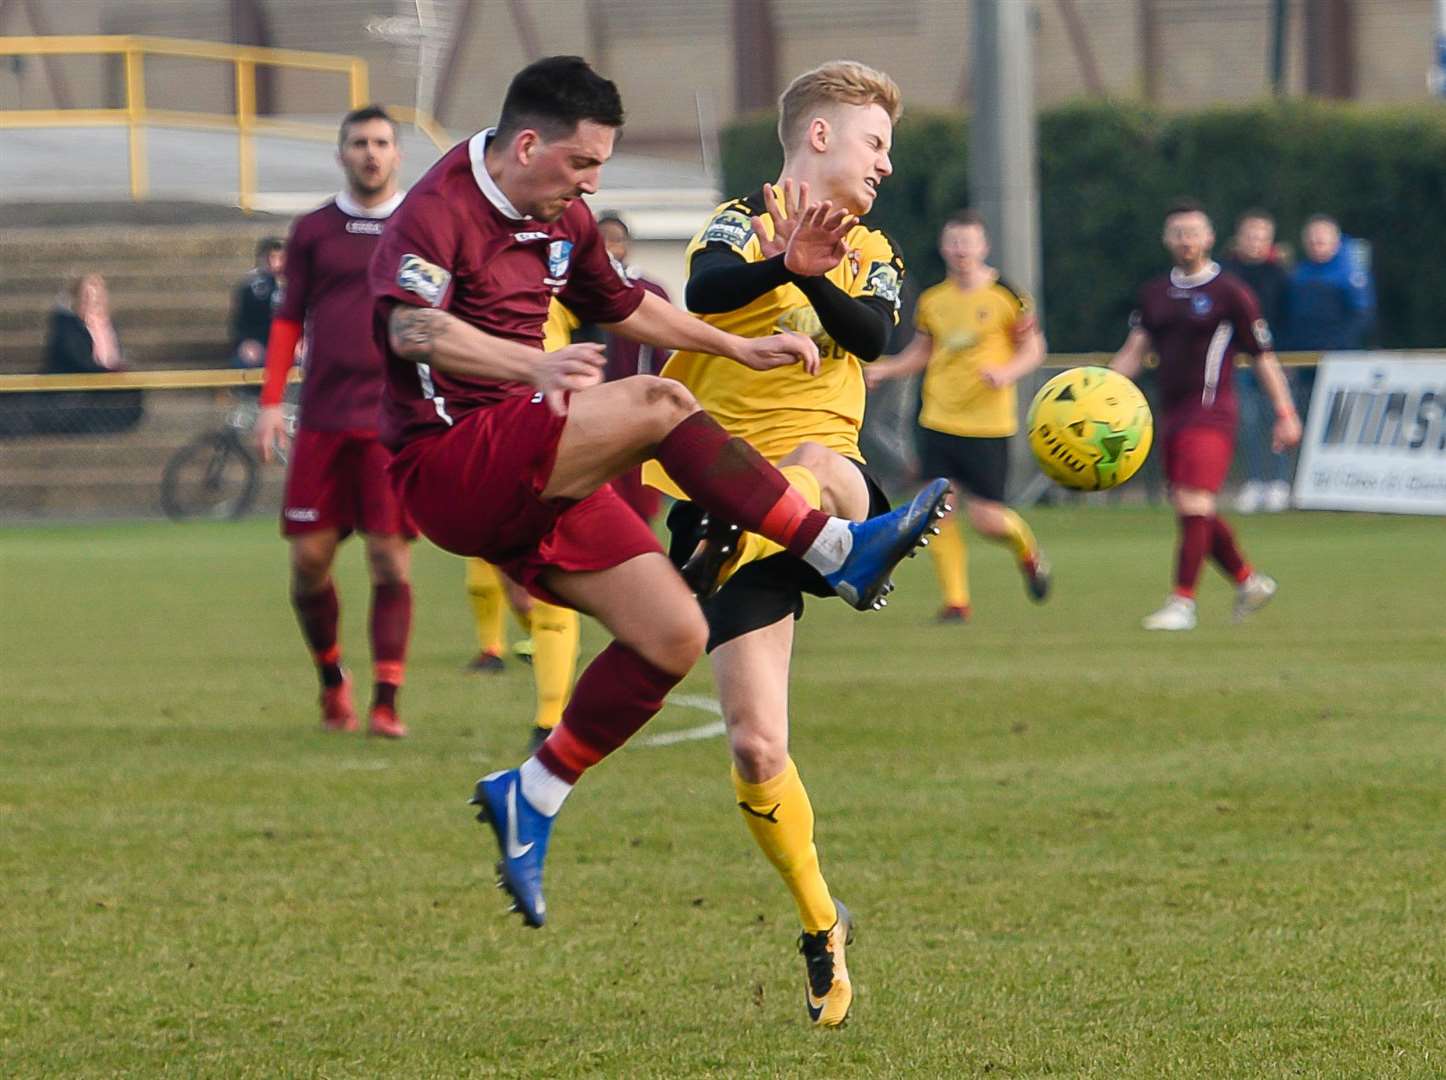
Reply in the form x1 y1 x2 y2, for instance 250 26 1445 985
644 60 926 1027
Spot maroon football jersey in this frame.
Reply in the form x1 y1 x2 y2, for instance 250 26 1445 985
370 130 646 451
1130 264 1273 432
277 191 403 433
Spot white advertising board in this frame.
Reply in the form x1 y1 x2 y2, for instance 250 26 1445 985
1293 353 1446 515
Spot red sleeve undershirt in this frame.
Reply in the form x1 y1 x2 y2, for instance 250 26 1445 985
259 317 303 407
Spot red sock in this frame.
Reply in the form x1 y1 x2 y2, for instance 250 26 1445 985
1174 515 1211 597
534 642 681 783
293 581 343 687
1209 516 1252 583
656 412 828 558
370 582 412 707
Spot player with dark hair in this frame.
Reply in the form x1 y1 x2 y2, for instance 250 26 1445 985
370 55 948 932
1110 199 1301 630
866 208 1050 621
253 105 414 737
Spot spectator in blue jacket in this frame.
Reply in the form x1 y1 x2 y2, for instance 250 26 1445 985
1280 213 1375 430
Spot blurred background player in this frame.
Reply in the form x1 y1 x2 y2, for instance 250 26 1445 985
1110 199 1301 631
464 299 583 753
645 60 913 1027
865 210 1049 621
253 106 413 736
1220 209 1292 514
372 55 945 937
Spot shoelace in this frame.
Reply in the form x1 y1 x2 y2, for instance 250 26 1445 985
797 930 835 997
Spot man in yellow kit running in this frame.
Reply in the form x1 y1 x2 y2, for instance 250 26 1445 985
644 61 940 1028
865 209 1050 621
464 301 583 750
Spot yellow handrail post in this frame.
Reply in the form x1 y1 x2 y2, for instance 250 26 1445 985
123 44 148 200
349 59 369 108
235 58 256 213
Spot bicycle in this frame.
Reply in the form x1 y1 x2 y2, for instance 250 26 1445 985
160 393 295 521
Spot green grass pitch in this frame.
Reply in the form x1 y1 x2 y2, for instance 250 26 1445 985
2 508 1442 1077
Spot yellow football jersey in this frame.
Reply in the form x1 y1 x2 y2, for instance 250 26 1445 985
915 277 1034 437
644 187 904 496
541 300 581 353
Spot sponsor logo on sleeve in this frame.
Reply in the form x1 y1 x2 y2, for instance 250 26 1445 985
397 254 451 307
701 209 753 250
865 260 901 307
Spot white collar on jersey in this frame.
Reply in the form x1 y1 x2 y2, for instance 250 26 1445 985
469 128 530 221
1170 261 1221 289
335 189 404 219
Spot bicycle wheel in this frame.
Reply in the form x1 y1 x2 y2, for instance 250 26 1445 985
160 432 260 521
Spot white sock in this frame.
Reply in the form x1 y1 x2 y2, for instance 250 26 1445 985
800 517 854 576
519 755 572 817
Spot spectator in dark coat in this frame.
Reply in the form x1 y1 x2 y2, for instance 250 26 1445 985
230 238 285 369
1220 210 1292 513
36 272 143 434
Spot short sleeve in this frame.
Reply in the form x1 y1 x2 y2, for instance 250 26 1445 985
852 229 905 326
996 277 1038 339
276 220 311 324
1128 287 1150 336
1231 281 1273 356
557 210 645 325
369 191 459 311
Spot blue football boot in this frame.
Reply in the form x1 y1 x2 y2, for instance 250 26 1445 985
824 478 951 611
469 769 554 928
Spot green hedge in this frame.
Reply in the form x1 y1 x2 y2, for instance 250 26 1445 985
721 100 1446 352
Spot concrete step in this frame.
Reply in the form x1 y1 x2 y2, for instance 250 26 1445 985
1 327 233 371
0 224 288 263
0 472 284 521
0 264 244 298
0 292 234 334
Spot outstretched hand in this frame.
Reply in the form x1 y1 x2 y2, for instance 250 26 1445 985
751 179 807 259
533 342 607 415
782 201 855 278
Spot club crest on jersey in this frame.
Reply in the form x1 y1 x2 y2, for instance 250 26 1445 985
865 260 902 307
1190 293 1213 315
547 240 573 279
397 254 451 307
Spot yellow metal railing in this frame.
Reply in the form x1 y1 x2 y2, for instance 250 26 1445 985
0 35 450 212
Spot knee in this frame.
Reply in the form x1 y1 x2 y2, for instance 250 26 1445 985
632 375 698 432
786 440 833 473
290 548 331 592
728 718 789 781
644 604 708 675
367 544 409 585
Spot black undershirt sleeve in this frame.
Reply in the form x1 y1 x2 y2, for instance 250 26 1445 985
686 245 895 361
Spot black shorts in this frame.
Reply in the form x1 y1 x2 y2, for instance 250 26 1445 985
919 428 1010 503
666 459 891 653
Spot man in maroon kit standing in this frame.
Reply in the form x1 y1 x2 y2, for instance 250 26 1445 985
253 106 413 738
370 56 948 927
1111 199 1302 631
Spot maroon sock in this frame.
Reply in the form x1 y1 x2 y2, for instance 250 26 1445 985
1209 516 1252 583
293 581 342 687
1174 515 1211 598
370 583 412 705
656 411 828 558
534 642 682 783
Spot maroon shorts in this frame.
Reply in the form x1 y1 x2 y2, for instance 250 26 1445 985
390 394 663 599
282 429 416 539
1163 424 1236 494
610 465 662 524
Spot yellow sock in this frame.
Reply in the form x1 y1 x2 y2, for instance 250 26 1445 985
929 515 970 609
529 600 579 730
719 464 823 586
464 558 505 655
732 758 836 932
997 508 1039 564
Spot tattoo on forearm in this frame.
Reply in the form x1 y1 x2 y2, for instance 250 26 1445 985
389 307 443 358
